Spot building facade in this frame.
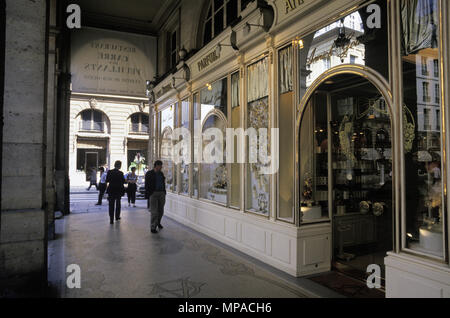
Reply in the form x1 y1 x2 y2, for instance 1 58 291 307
1 0 450 298
148 0 450 297
69 96 150 185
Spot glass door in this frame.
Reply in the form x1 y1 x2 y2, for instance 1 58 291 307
300 73 394 285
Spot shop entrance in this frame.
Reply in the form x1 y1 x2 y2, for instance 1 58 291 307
299 73 393 286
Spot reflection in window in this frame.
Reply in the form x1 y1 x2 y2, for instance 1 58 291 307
193 93 200 198
200 115 228 204
298 0 389 98
160 106 174 191
198 78 228 204
179 99 190 195
247 57 270 215
160 127 174 192
402 0 444 258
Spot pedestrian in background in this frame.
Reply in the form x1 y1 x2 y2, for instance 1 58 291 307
145 160 166 234
106 161 126 224
96 167 108 206
126 167 138 207
87 167 98 191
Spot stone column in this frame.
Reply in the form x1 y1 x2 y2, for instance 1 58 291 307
1 0 49 293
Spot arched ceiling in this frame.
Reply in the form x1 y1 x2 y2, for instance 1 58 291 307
71 0 179 35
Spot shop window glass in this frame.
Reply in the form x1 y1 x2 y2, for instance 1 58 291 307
200 115 228 205
193 93 200 198
401 0 445 258
298 0 389 100
160 106 174 191
278 46 294 221
299 75 393 277
246 57 270 215
230 71 241 208
201 78 227 117
199 77 228 205
179 99 190 195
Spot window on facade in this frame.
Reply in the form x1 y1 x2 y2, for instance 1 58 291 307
423 82 430 102
422 56 428 75
402 0 445 259
130 113 149 134
434 59 439 77
203 0 241 46
170 30 178 69
80 110 105 132
435 84 440 104
246 57 270 215
350 55 356 64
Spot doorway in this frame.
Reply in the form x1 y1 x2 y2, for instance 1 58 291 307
299 73 394 286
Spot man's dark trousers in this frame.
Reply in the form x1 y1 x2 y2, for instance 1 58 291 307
108 195 121 221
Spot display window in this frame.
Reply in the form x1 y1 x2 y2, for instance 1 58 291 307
246 57 270 215
401 0 446 260
278 45 295 221
230 71 241 209
199 78 228 205
297 0 389 102
295 0 395 280
160 105 174 192
179 98 190 195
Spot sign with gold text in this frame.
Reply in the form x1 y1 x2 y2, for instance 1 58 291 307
71 27 156 97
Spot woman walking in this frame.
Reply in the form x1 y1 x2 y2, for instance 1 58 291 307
126 167 138 207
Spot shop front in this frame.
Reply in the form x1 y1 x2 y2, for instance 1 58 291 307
150 0 450 297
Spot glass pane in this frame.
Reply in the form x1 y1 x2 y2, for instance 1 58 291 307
246 58 270 215
214 8 224 36
279 46 293 94
231 71 240 108
193 93 200 198
160 106 174 191
298 0 389 99
279 47 294 220
200 78 227 117
81 110 92 130
230 73 241 208
180 99 190 195
200 115 228 204
300 74 394 279
226 0 238 26
214 0 224 10
402 0 444 258
300 93 329 222
204 19 212 45
93 111 103 131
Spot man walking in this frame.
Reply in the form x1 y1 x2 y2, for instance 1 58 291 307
87 167 98 191
145 160 166 234
106 161 126 224
96 167 108 206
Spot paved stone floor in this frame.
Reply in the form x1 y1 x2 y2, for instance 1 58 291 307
48 190 342 298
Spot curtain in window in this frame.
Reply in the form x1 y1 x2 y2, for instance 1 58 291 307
231 72 239 108
401 0 439 55
279 46 293 94
247 57 268 103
